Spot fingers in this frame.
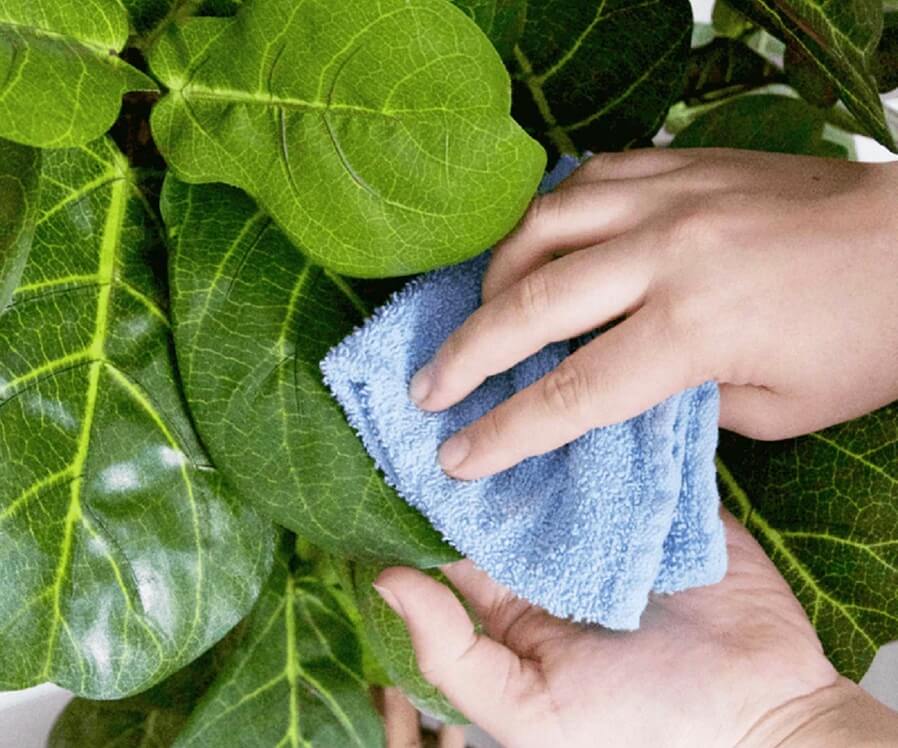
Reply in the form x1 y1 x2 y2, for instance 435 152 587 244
482 150 692 301
436 306 696 480
481 180 661 301
411 240 652 412
562 148 694 186
373 567 533 732
380 687 422 748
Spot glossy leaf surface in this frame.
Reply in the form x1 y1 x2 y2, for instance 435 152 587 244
719 404 898 681
149 0 545 277
163 177 455 567
0 139 40 309
0 0 155 147
175 538 384 747
0 138 275 698
511 0 693 155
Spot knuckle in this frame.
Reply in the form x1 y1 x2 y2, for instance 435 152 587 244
541 361 593 417
512 269 552 318
522 192 561 234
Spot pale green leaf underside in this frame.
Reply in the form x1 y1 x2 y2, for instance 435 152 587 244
512 0 693 154
353 563 465 724
0 139 40 309
0 0 156 147
0 137 274 698
163 176 456 567
726 0 894 149
175 538 384 748
148 0 545 277
718 403 898 681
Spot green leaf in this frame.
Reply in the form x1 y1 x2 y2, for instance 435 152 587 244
451 0 526 59
511 0 693 155
785 43 839 108
148 0 545 278
352 563 465 724
0 139 40 310
671 94 847 158
0 137 275 698
683 38 783 104
163 176 456 567
726 0 894 149
874 11 898 92
718 403 898 681
48 628 241 747
712 0 755 38
0 0 156 147
174 537 385 747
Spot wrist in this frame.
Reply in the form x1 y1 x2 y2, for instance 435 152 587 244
738 677 898 748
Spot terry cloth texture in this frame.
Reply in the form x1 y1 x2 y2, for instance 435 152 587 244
321 157 727 629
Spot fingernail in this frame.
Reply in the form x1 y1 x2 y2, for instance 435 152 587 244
373 583 405 619
408 364 433 405
438 433 470 472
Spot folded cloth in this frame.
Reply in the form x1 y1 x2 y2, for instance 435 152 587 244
321 157 727 629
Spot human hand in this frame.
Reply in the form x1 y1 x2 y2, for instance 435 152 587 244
408 149 898 479
374 513 898 747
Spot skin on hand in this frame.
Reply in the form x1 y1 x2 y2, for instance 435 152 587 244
374 513 898 748
407 149 898 480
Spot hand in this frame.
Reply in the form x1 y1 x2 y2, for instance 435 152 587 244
374 513 898 747
408 149 898 479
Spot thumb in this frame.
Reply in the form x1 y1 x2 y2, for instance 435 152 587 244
374 567 531 736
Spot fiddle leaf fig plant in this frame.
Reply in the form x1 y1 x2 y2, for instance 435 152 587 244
0 0 895 743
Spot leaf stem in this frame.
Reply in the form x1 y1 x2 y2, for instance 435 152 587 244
513 46 578 156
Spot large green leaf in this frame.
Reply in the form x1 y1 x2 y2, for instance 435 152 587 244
726 0 894 148
452 0 527 59
148 0 545 278
353 563 465 724
511 0 693 155
0 139 40 310
163 176 456 567
671 93 848 157
718 403 898 681
174 537 385 747
48 627 241 747
0 137 275 698
0 0 156 147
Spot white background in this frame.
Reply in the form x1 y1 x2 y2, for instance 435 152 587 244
2 1 897 745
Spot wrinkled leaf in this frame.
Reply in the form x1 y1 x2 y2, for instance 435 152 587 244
175 538 384 747
718 403 898 681
671 94 847 158
148 0 545 277
163 177 456 567
683 37 782 104
511 0 693 155
0 137 275 698
353 563 465 724
726 0 894 148
451 0 527 59
0 139 40 310
0 0 156 147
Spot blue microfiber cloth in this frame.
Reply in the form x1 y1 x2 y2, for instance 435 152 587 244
321 157 727 629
